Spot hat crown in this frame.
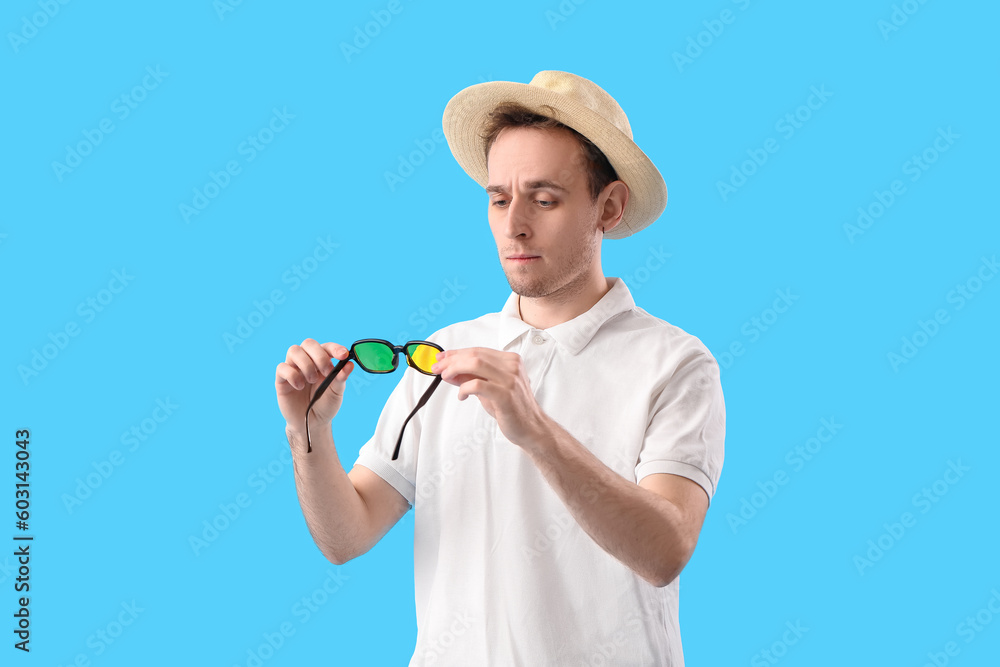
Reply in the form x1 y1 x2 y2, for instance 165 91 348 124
528 70 633 140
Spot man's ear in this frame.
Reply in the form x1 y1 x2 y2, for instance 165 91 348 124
599 180 629 235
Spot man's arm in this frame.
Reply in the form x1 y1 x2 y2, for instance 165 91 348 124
276 338 410 566
429 346 716 587
521 419 708 588
287 423 410 565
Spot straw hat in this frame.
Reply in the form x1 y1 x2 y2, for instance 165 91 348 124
441 70 667 240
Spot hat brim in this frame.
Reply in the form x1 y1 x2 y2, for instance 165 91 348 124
442 80 667 240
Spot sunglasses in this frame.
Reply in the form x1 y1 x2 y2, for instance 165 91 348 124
304 339 444 460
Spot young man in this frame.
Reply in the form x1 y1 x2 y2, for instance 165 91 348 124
275 70 725 665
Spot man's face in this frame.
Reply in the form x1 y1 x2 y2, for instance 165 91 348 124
485 126 604 300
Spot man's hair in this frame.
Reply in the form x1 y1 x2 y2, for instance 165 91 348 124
480 102 620 202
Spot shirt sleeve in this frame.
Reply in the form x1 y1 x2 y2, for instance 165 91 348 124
634 344 726 504
352 363 426 509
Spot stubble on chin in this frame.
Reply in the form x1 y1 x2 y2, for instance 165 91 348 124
503 268 544 298
501 243 597 301
498 219 600 299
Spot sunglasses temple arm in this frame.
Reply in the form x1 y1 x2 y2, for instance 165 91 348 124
392 374 443 461
304 357 351 454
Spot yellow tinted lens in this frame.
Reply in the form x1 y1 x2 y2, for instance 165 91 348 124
407 343 439 373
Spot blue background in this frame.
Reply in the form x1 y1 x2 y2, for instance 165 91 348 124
3 0 998 665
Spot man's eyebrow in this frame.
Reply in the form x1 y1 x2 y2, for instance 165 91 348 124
485 180 569 194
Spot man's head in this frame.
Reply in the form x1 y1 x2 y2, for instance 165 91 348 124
442 71 668 241
481 103 629 300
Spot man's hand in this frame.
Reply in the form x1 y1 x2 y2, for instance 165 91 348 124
430 347 549 446
276 339 356 432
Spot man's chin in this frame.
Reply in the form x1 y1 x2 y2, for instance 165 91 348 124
504 274 542 298
507 282 552 299
501 261 558 298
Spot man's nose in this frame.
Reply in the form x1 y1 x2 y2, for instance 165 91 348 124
504 195 533 238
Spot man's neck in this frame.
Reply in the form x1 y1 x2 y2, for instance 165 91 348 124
518 275 613 329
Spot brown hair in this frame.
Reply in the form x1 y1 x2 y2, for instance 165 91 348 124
480 102 620 202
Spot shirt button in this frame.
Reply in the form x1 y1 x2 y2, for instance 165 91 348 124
532 335 545 345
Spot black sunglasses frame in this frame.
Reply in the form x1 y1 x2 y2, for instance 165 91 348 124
304 339 444 459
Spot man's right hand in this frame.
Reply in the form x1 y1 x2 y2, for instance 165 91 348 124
275 339 355 432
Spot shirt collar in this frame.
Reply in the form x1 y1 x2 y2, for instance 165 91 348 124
497 277 636 355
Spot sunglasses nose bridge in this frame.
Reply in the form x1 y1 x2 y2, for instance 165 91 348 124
395 345 420 370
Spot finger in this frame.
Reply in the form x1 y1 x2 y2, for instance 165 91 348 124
321 343 355 384
287 345 322 384
438 354 499 384
276 361 307 391
321 342 351 366
457 378 488 402
301 338 335 377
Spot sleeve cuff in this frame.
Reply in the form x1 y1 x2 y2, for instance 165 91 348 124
635 460 716 505
354 451 416 508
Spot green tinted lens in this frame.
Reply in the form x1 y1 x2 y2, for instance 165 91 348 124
354 342 395 371
406 343 439 373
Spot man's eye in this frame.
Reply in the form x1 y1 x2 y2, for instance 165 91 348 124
490 199 554 207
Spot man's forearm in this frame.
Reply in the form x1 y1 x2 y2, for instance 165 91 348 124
519 419 696 587
286 422 369 565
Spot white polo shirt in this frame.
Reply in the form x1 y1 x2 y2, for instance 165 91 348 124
354 276 725 666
